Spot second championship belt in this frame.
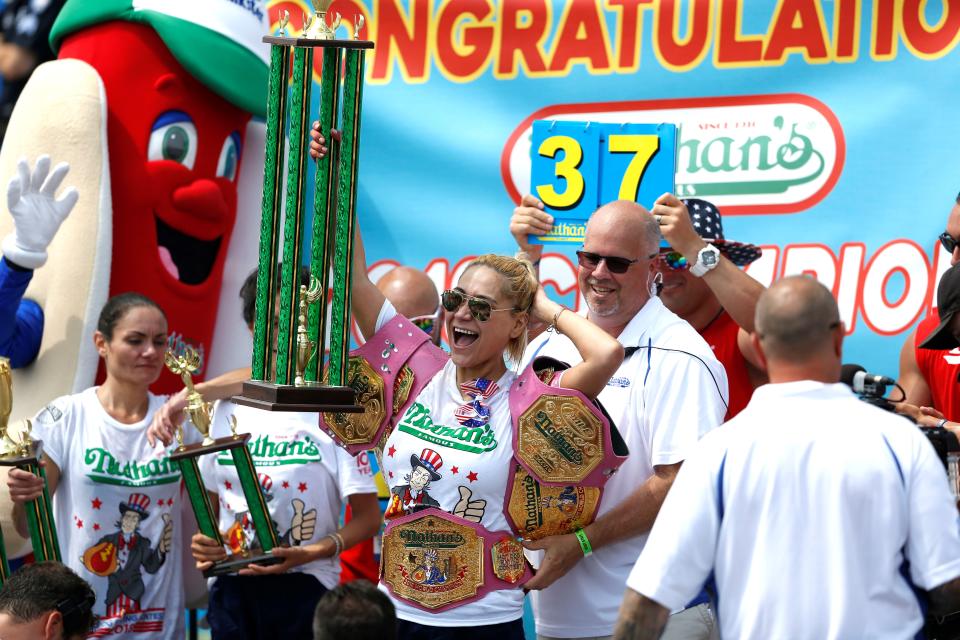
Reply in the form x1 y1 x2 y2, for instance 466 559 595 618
504 357 629 540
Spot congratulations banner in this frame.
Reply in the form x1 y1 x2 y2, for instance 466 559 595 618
255 0 960 380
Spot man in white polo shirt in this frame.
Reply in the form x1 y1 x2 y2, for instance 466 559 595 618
615 276 960 640
513 198 729 639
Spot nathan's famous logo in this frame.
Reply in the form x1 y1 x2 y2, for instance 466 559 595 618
502 94 844 216
533 410 582 465
216 434 322 467
397 402 498 454
84 449 180 488
399 528 467 548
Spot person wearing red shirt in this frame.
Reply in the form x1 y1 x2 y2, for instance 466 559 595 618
897 262 960 431
650 196 766 419
897 195 960 424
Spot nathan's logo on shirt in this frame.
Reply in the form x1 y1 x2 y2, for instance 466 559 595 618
396 403 498 454
215 434 322 467
84 449 180 487
607 376 630 388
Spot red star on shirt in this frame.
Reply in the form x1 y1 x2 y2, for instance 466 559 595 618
466 471 478 483
388 445 396 458
93 523 100 531
298 482 308 493
91 498 102 510
282 481 290 489
388 471 394 479
451 466 459 475
224 481 233 490
76 519 83 528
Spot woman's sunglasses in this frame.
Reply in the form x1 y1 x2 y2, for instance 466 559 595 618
576 250 654 274
440 289 520 322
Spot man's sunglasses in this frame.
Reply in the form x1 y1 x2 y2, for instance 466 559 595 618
440 289 520 322
940 231 958 254
659 251 689 271
576 250 656 274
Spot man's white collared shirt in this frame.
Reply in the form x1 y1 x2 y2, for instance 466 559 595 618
522 296 729 637
628 381 960 639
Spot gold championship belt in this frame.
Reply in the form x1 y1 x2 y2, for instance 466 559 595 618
381 509 530 612
319 315 447 457
321 356 386 449
504 465 601 541
504 358 628 539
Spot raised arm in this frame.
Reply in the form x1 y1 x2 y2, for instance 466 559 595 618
530 286 623 398
350 226 386 341
653 193 764 338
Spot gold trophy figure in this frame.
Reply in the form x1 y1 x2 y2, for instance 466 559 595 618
304 0 342 40
164 348 281 576
295 276 324 387
0 358 59 575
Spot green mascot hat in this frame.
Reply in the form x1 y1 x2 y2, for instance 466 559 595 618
50 0 270 117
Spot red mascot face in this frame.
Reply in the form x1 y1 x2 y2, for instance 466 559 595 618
60 22 253 390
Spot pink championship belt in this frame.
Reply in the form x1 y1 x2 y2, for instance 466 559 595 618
320 315 447 456
380 508 532 612
503 356 629 539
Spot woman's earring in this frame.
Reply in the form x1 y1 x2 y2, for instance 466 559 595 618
649 272 664 297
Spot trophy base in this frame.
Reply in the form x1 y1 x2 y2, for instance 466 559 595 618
0 440 42 466
203 551 284 578
232 381 362 413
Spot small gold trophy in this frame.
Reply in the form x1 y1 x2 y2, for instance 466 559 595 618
234 2 374 416
0 358 60 581
165 347 281 576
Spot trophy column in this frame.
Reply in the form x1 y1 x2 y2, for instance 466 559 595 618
236 3 373 413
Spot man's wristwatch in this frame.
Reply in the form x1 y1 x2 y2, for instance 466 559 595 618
689 244 721 277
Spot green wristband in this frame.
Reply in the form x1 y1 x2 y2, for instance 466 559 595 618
574 528 593 557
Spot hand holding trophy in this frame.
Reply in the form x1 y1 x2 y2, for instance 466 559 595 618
164 345 282 576
0 357 60 583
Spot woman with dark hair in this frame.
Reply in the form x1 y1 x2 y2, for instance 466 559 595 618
6 292 192 639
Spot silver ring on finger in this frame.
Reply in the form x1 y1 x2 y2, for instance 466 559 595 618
655 214 663 225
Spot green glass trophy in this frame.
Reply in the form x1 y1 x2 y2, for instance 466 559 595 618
165 348 282 577
233 0 373 414
0 358 60 583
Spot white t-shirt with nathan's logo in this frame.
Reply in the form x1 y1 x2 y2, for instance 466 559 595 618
33 387 192 640
200 401 377 588
375 302 522 627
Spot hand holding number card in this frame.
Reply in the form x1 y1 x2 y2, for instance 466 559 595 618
529 121 677 245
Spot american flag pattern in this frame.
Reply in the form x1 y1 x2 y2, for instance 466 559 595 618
681 198 762 266
454 378 499 427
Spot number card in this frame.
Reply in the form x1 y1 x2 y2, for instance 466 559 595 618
529 121 677 245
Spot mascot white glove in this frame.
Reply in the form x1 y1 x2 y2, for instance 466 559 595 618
1 156 79 270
